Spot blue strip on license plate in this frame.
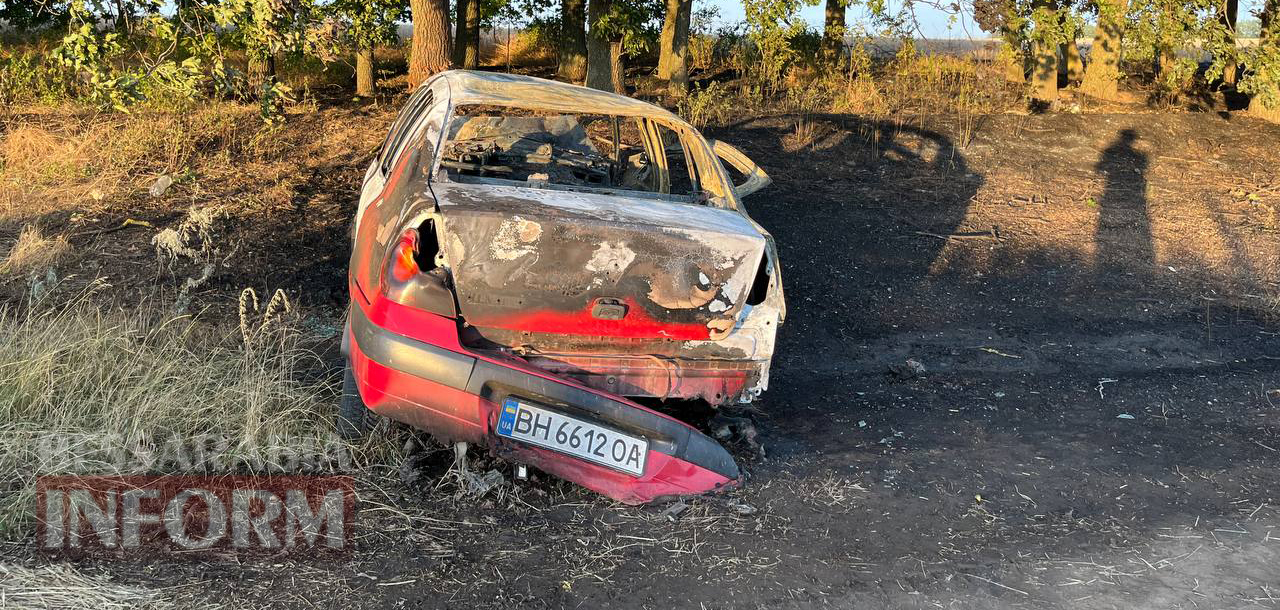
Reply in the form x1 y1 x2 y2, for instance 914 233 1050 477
496 398 648 476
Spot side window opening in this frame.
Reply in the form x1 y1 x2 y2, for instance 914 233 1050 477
655 125 699 197
380 89 436 175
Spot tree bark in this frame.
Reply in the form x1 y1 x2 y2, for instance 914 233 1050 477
668 1 690 91
1220 0 1239 85
1000 29 1025 83
249 53 277 91
409 0 452 88
1030 0 1059 108
585 0 615 92
1154 0 1175 78
658 0 692 87
452 0 469 66
609 40 626 94
822 0 846 58
559 0 588 82
1248 0 1280 121
113 0 133 32
1080 0 1128 100
356 46 375 96
1031 38 1058 104
1062 38 1084 83
463 0 479 69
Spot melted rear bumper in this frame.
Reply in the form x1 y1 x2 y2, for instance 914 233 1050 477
345 297 740 504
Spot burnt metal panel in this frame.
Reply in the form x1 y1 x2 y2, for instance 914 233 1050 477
435 182 766 345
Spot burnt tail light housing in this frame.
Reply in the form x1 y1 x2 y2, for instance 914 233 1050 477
381 221 456 317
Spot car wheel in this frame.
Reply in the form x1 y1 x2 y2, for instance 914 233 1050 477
337 359 372 440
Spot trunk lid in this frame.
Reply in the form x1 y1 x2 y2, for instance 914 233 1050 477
434 181 765 349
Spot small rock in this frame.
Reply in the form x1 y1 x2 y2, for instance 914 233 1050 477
1116 413 1135 420
663 500 689 522
728 502 757 516
465 469 505 496
149 175 173 198
889 358 926 379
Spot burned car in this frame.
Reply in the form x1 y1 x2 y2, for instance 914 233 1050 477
340 70 784 503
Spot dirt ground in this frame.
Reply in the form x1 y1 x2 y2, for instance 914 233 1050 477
5 103 1280 609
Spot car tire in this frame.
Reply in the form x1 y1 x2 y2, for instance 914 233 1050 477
337 359 372 440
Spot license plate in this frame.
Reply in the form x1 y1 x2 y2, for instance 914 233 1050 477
495 398 648 476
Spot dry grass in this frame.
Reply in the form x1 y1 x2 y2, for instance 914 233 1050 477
0 103 265 227
484 29 557 68
0 563 174 609
782 117 820 152
0 225 70 275
0 283 356 538
677 51 1019 128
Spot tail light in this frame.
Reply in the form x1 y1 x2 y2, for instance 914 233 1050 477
390 229 419 283
381 223 456 317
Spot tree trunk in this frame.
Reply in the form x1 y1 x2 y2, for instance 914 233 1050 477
1221 0 1239 86
409 0 452 88
452 0 469 66
658 0 692 87
1001 30 1025 83
1030 0 1059 108
585 0 614 92
463 0 479 69
1062 38 1084 83
249 53 277 91
1080 0 1128 100
452 0 480 68
113 0 129 32
1248 0 1280 121
609 40 626 94
668 0 691 92
1154 0 1175 79
822 0 845 58
356 46 375 96
559 0 588 82
658 0 678 78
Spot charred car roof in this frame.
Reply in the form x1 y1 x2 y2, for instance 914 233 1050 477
434 70 689 124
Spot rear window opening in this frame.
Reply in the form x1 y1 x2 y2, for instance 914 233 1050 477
439 105 707 203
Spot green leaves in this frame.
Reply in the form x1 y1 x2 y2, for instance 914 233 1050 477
742 0 815 92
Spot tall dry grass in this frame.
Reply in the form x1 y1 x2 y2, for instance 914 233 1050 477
677 48 1019 128
0 283 358 538
0 103 270 227
0 563 174 609
1 225 71 275
484 29 558 69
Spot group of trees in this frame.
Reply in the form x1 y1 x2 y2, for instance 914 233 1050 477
970 0 1280 118
0 0 698 104
395 0 700 91
3 0 1279 119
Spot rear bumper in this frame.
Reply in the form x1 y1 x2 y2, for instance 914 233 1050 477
345 297 740 504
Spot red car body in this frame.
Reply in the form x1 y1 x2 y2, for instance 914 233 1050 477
343 71 784 504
